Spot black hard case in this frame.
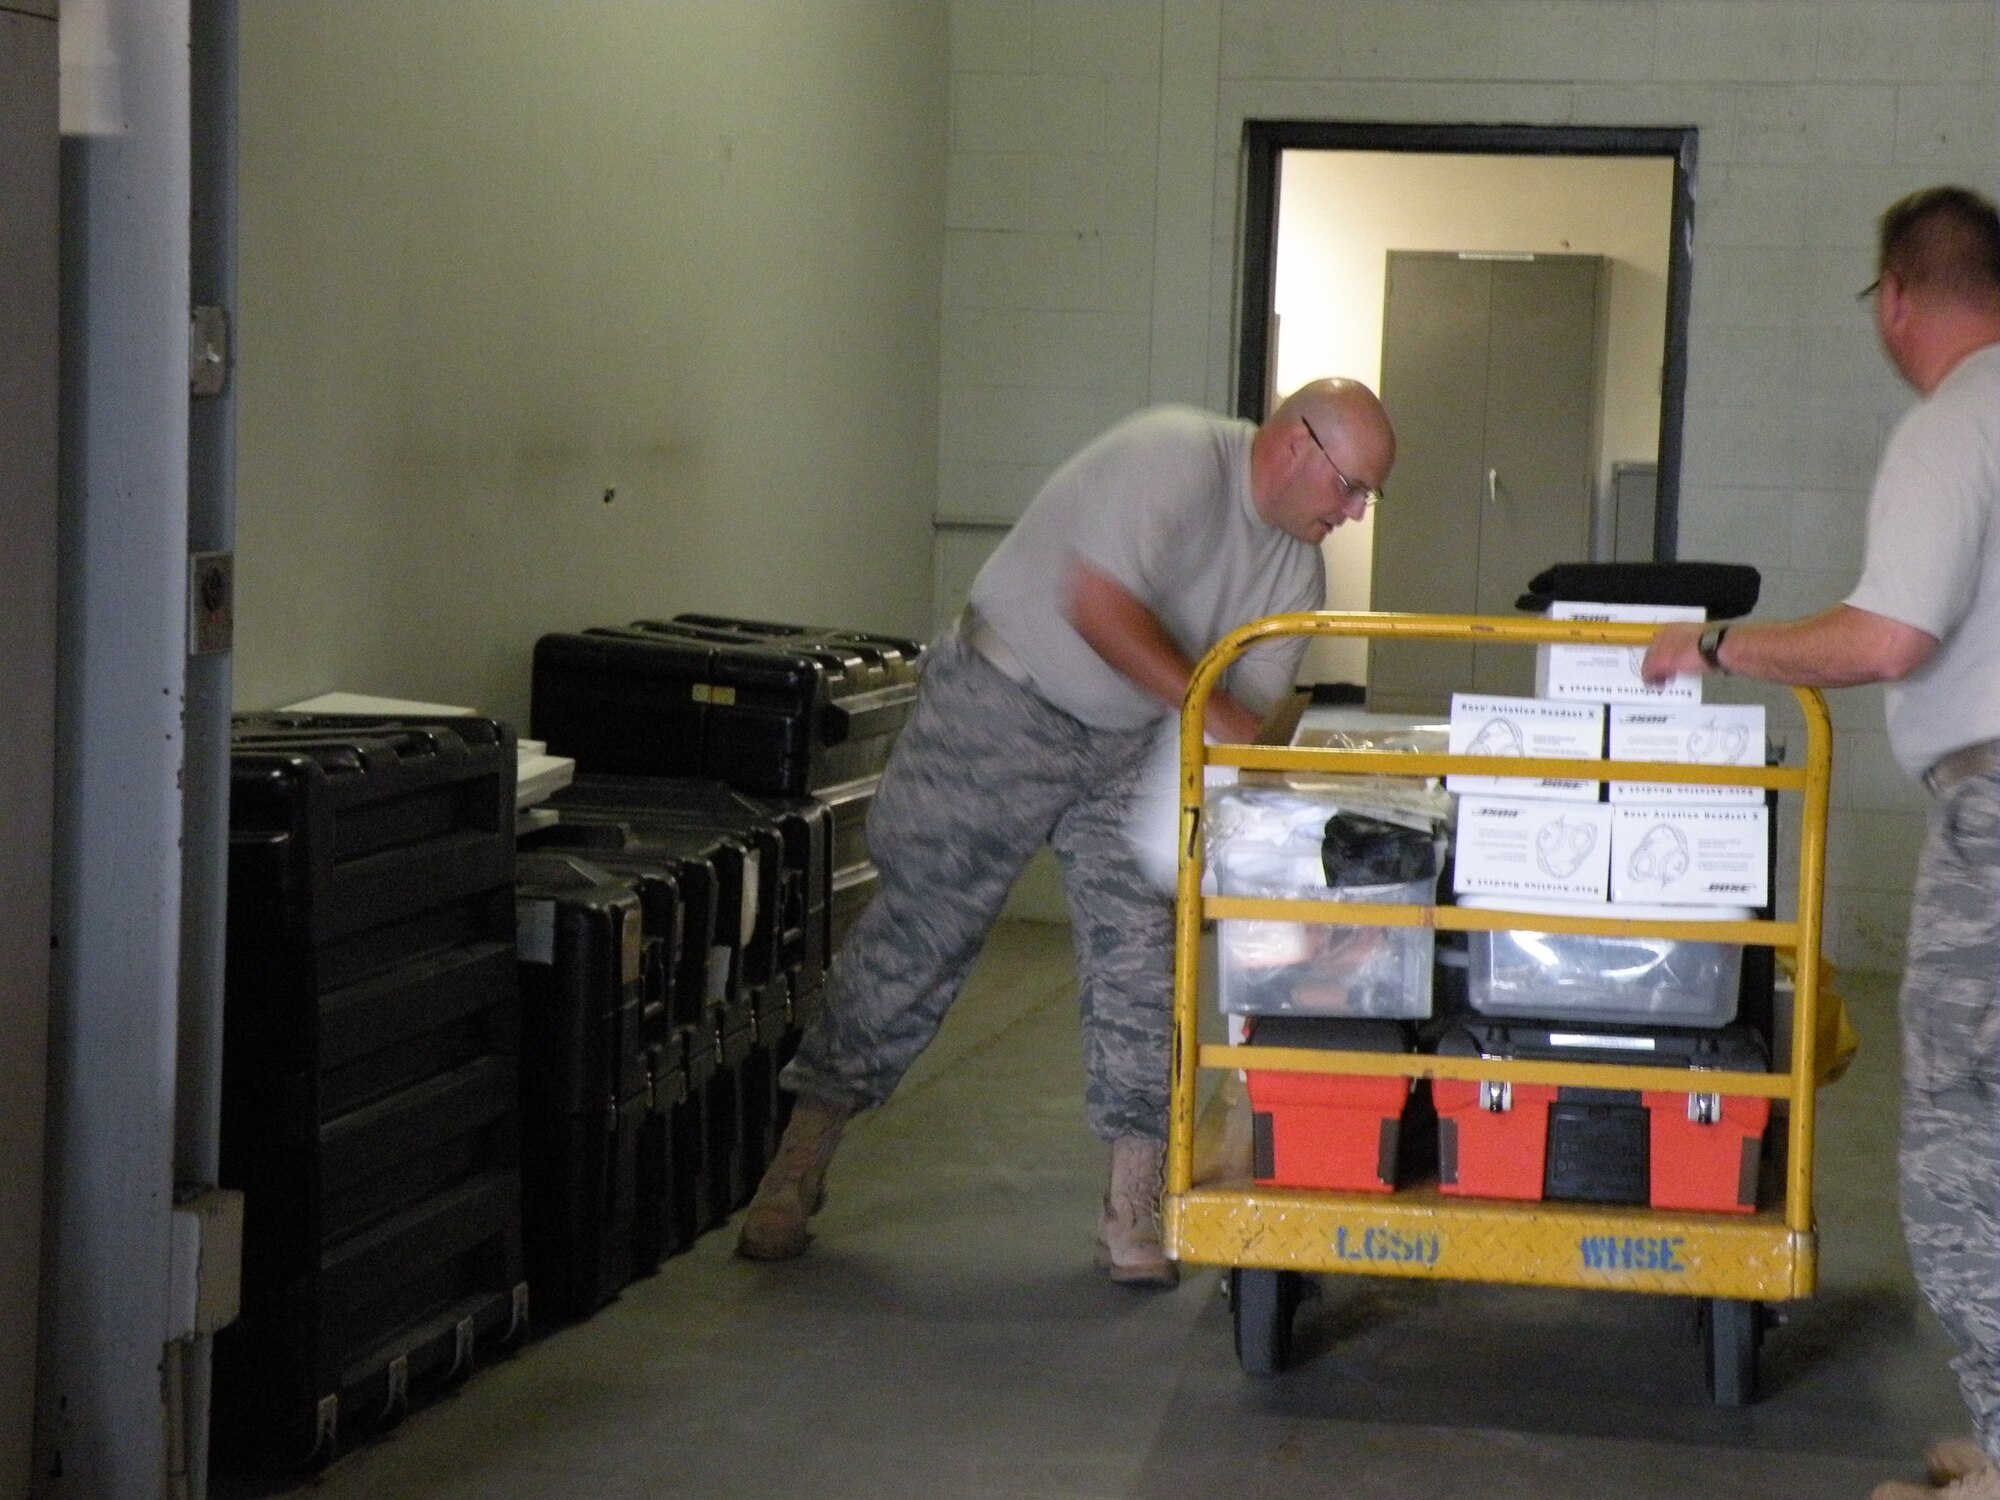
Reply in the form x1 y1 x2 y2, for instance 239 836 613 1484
513 824 735 1240
549 775 832 991
212 1171 528 1470
228 719 516 949
513 853 653 1319
518 816 758 1223
529 621 918 796
663 613 923 687
216 719 527 1470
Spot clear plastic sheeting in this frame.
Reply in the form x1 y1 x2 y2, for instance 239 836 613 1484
1276 719 1455 825
1207 785 1440 1018
1460 896 1751 1027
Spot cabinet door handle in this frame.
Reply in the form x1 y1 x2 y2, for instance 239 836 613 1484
1486 467 1499 507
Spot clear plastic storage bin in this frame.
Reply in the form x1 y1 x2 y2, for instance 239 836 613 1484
1207 786 1438 1019
1460 895 1751 1027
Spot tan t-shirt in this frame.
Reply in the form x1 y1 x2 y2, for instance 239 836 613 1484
968 406 1325 730
1847 341 2000 777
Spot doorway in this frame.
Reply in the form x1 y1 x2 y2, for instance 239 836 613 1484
1237 123 1696 693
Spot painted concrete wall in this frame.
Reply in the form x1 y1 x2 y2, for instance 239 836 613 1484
941 0 1999 972
234 2 948 728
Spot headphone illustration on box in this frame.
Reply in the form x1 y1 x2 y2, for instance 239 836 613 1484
1626 822 1692 888
1533 813 1600 880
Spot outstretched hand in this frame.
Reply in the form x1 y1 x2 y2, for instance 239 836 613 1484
1203 693 1264 745
1640 622 1707 687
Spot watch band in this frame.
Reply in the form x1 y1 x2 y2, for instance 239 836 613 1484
1697 625 1731 674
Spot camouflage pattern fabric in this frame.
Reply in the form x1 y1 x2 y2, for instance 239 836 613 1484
781 629 1175 1141
1900 769 2000 1458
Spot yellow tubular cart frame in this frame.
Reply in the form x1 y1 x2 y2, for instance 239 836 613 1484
1166 612 1835 1401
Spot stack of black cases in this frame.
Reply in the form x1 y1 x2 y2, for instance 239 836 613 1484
529 613 921 950
523 775 830 1222
215 716 527 1469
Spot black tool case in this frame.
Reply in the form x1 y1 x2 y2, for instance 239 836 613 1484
215 718 526 1470
514 852 653 1321
529 618 920 796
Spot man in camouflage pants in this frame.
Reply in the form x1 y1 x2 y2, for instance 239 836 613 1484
739 379 1395 1285
1643 187 2000 1498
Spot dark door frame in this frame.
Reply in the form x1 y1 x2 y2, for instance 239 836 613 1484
1237 120 1697 560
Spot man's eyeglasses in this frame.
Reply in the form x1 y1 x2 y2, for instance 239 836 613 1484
1857 275 1883 301
1300 415 1383 509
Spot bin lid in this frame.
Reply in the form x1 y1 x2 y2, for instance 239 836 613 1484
1457 895 1754 922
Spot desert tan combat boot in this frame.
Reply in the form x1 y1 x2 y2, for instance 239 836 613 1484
1873 1441 2000 1500
736 1097 850 1261
1930 1439 1997 1485
1094 1135 1178 1288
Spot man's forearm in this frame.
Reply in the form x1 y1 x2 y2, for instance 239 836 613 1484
1065 558 1263 741
1642 604 1937 688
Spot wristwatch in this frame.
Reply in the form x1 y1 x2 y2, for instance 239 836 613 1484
1697 625 1731 675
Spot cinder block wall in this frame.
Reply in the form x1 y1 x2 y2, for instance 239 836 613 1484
940 0 1998 971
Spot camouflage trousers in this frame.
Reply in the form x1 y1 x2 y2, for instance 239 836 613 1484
1900 769 2000 1457
781 628 1175 1141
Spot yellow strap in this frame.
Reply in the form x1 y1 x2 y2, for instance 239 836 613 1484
1816 968 1860 1088
1781 954 1859 1088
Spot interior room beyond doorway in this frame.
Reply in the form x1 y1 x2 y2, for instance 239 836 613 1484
1269 150 1676 688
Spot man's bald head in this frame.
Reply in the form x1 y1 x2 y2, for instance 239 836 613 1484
1249 377 1397 545
1269 378 1397 478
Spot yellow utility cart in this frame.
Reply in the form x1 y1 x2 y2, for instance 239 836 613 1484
1165 611 1842 1404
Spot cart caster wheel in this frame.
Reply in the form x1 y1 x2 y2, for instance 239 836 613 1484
1231 1269 1304 1376
1702 1298 1762 1406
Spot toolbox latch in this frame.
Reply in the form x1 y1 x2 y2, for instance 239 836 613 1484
449 1315 477 1379
312 1395 339 1462
1479 1079 1512 1113
381 1354 410 1425
1688 1091 1721 1125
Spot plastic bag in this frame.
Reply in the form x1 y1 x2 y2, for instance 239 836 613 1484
1124 718 1232 894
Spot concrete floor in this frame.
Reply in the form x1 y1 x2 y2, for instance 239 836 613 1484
258 921 1966 1500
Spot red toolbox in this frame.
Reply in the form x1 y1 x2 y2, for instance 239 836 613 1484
1245 1018 1413 1193
1434 1021 1769 1214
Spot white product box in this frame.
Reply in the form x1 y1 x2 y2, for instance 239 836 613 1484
281 691 475 716
1459 895 1752 1027
1608 703 1766 805
1610 804 1769 907
1536 600 1706 703
1452 795 1614 902
1446 694 1604 802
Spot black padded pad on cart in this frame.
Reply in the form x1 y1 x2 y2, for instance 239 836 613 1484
1515 561 1761 619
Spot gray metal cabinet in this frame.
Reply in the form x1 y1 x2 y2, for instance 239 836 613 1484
1369 252 1609 713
